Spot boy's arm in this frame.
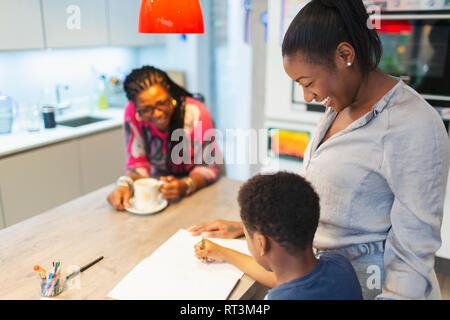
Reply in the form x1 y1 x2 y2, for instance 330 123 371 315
221 247 277 289
194 239 277 288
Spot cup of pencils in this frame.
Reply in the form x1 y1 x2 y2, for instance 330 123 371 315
34 261 64 297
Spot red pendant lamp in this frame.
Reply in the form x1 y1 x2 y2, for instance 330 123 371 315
138 0 205 34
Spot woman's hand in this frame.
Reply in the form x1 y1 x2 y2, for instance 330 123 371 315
107 185 131 211
159 176 188 201
188 220 244 239
194 239 226 263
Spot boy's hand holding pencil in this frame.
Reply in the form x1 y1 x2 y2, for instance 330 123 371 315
194 238 226 263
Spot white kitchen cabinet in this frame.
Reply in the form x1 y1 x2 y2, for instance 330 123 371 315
0 0 45 50
41 0 108 48
107 0 165 47
78 127 126 194
0 140 82 227
0 124 126 228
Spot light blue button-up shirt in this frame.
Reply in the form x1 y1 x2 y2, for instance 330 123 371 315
302 79 450 299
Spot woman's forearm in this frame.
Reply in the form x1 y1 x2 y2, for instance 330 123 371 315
220 247 277 288
189 173 207 192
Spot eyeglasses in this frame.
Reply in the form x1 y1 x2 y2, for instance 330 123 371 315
136 98 173 117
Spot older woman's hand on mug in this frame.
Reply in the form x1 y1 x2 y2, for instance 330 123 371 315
159 176 188 201
107 185 131 211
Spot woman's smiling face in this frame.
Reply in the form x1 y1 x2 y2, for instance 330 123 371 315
283 49 358 113
135 84 175 132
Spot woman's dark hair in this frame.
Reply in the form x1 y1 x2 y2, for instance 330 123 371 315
123 65 193 136
282 0 383 77
238 172 320 254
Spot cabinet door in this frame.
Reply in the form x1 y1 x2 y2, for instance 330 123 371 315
0 140 82 227
107 0 165 46
42 0 108 48
0 0 45 50
78 127 126 195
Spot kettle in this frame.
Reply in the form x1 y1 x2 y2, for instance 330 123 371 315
0 92 18 134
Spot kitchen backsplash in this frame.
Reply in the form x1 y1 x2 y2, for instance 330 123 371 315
0 46 139 110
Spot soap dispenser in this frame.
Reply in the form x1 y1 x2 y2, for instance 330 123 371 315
98 75 109 110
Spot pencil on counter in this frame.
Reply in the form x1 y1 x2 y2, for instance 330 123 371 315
202 237 207 263
65 256 104 281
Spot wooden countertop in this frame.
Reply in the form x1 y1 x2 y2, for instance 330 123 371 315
0 177 262 300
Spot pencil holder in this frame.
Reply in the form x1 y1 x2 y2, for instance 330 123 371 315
40 273 64 297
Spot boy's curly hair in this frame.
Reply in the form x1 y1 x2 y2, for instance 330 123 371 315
238 172 320 254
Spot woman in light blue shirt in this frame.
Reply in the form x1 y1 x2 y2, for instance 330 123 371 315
190 0 450 299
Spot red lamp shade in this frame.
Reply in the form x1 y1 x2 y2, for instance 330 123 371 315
138 0 204 34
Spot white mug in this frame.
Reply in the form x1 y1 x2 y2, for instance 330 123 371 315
133 178 165 211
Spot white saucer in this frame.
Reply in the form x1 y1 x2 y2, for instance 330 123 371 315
125 198 168 215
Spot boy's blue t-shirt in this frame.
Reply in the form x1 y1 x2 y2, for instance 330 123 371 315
266 251 363 300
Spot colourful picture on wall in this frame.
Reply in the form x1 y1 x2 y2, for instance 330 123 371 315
268 128 310 161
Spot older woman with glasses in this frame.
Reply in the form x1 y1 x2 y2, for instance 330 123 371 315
107 65 222 211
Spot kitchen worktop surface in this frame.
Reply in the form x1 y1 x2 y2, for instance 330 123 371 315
0 108 124 159
0 177 264 300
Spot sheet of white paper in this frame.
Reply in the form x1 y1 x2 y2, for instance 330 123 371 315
108 229 250 300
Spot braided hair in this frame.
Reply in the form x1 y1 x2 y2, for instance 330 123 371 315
123 66 193 173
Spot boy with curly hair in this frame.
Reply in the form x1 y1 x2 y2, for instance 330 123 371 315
194 172 362 300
